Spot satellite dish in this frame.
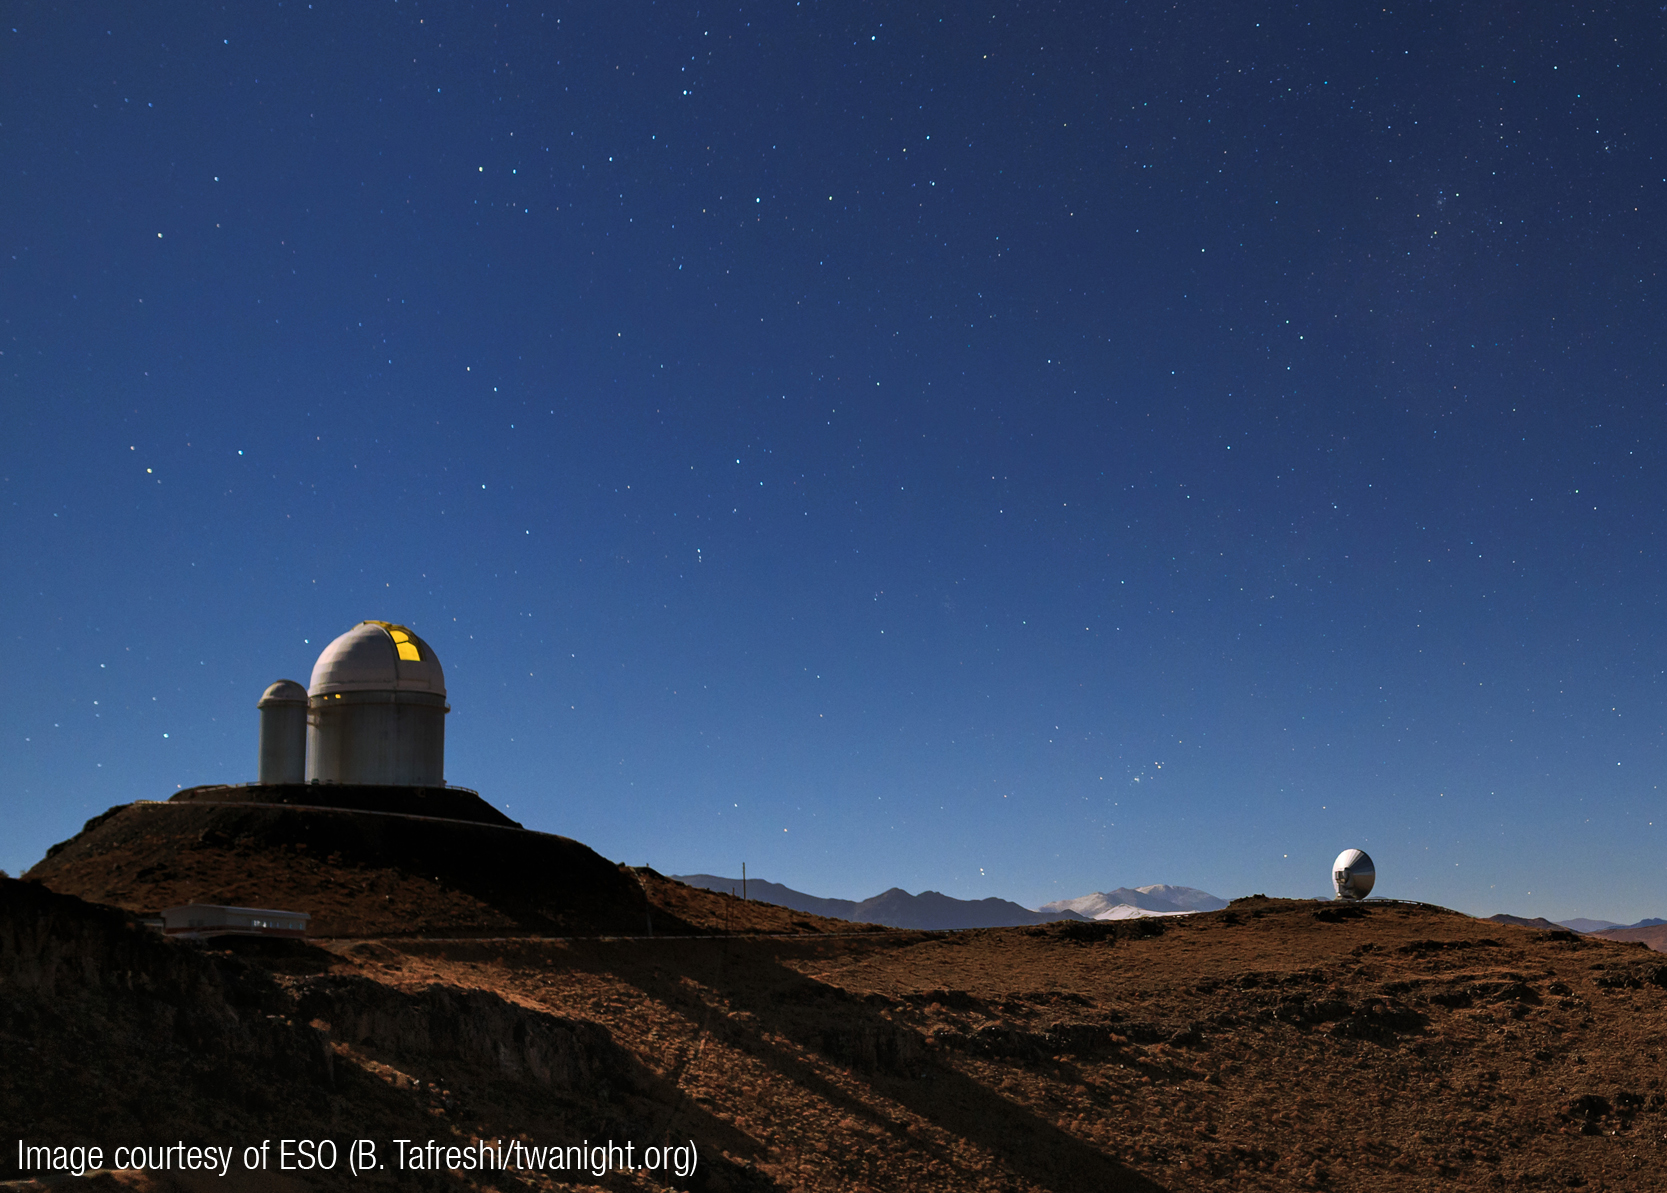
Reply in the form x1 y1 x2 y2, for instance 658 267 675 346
1332 848 1375 900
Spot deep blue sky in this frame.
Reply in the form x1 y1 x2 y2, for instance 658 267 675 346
4 1 1665 921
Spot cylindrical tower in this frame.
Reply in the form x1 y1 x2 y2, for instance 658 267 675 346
256 680 309 784
306 621 448 786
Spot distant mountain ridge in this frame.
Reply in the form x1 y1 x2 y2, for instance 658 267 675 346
1557 918 1623 934
1488 914 1665 947
1485 914 1562 931
1555 917 1664 933
1039 884 1229 920
673 876 862 923
1590 923 1667 953
671 875 1091 930
672 875 1230 930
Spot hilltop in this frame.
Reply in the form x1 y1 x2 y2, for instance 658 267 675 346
27 790 857 940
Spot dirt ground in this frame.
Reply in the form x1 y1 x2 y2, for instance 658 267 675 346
327 902 1667 1191
8 800 1667 1191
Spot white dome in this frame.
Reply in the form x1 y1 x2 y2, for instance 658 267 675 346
308 621 446 698
1332 848 1376 900
257 679 308 707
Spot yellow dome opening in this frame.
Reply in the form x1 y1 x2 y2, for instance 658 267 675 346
367 620 423 662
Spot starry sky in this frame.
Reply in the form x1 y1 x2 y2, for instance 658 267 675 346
4 1 1665 922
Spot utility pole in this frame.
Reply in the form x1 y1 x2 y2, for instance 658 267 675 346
742 861 747 901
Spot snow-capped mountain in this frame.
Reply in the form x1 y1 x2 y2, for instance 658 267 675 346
1039 884 1229 920
671 874 1231 929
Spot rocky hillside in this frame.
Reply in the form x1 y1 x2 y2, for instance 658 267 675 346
25 795 858 940
8 856 1667 1191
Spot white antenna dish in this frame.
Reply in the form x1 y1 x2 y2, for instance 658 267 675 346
1332 848 1375 900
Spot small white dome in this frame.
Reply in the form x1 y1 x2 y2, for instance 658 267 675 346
308 621 446 698
1332 848 1376 900
257 679 308 707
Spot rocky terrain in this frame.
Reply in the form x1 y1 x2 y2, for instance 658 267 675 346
6 795 1667 1191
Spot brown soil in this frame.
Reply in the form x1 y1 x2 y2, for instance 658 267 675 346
8 805 1667 1192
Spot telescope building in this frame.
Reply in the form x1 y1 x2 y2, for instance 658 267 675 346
256 620 449 787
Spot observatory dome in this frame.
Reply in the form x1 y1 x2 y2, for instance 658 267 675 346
255 679 308 784
257 679 308 707
305 620 448 786
309 621 445 698
1332 848 1376 901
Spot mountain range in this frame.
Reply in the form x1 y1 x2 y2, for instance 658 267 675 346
1038 885 1230 919
1555 916 1667 933
671 875 1228 930
1489 914 1667 934
671 875 1087 929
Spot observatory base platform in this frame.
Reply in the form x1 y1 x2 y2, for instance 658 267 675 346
169 781 521 827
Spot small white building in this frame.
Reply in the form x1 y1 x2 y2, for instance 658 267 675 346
160 904 311 940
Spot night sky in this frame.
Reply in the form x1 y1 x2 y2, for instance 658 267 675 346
5 2 1665 922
